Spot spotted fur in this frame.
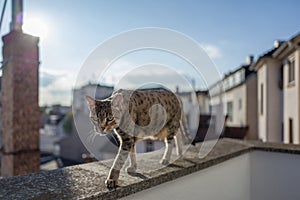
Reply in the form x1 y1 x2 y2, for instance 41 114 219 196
86 89 190 188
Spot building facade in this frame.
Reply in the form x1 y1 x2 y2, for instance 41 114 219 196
251 47 283 143
196 90 210 115
177 90 200 135
210 57 258 140
273 33 300 144
252 33 300 144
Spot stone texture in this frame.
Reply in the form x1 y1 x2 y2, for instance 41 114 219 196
1 151 40 177
1 30 40 177
0 138 299 199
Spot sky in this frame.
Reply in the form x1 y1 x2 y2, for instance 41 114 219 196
0 0 299 106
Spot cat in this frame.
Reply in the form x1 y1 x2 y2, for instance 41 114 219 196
86 88 192 188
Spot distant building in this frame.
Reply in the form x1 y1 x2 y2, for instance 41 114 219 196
196 90 210 115
176 89 200 135
252 32 300 144
192 90 213 142
73 82 114 115
275 33 300 144
251 44 283 143
41 105 71 136
37 104 73 171
210 56 258 140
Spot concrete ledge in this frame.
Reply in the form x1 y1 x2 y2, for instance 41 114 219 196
1 139 299 199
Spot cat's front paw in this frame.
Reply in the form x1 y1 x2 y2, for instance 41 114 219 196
160 159 170 165
105 178 118 189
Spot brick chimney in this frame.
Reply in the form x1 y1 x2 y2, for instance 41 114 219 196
1 31 40 177
1 0 40 177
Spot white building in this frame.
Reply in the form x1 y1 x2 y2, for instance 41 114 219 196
254 33 300 144
196 90 210 115
210 57 258 140
177 90 200 135
251 45 283 143
73 83 114 115
275 33 300 144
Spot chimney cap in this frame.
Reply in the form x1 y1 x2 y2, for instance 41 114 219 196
273 40 284 48
246 55 254 65
10 0 23 31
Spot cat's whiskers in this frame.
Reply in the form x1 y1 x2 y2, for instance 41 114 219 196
87 129 97 145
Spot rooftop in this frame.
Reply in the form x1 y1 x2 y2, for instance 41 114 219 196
0 138 299 199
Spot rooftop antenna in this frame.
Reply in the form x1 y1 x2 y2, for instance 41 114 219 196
10 0 23 31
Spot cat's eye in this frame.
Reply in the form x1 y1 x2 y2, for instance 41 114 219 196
107 115 114 121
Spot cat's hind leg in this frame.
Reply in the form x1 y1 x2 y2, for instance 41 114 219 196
174 131 183 156
160 135 174 165
126 145 137 173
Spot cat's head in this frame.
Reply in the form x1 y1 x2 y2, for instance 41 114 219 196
86 94 123 134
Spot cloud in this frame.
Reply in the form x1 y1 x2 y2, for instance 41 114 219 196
39 44 219 106
113 64 196 92
39 71 61 87
201 44 222 59
100 58 209 91
39 69 77 106
39 59 136 106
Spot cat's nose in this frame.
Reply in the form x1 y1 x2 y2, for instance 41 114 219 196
101 126 105 130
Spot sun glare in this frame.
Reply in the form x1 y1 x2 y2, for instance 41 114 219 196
23 17 48 40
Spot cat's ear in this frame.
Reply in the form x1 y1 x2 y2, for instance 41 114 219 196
112 93 123 110
86 96 95 110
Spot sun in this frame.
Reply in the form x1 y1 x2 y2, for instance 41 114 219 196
23 17 48 40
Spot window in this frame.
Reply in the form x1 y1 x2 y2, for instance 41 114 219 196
289 118 293 144
232 75 236 85
224 79 228 90
240 69 245 82
279 64 283 89
227 101 233 122
288 59 295 83
235 71 242 85
260 84 264 115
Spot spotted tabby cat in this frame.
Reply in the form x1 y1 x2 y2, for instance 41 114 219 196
86 89 191 188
